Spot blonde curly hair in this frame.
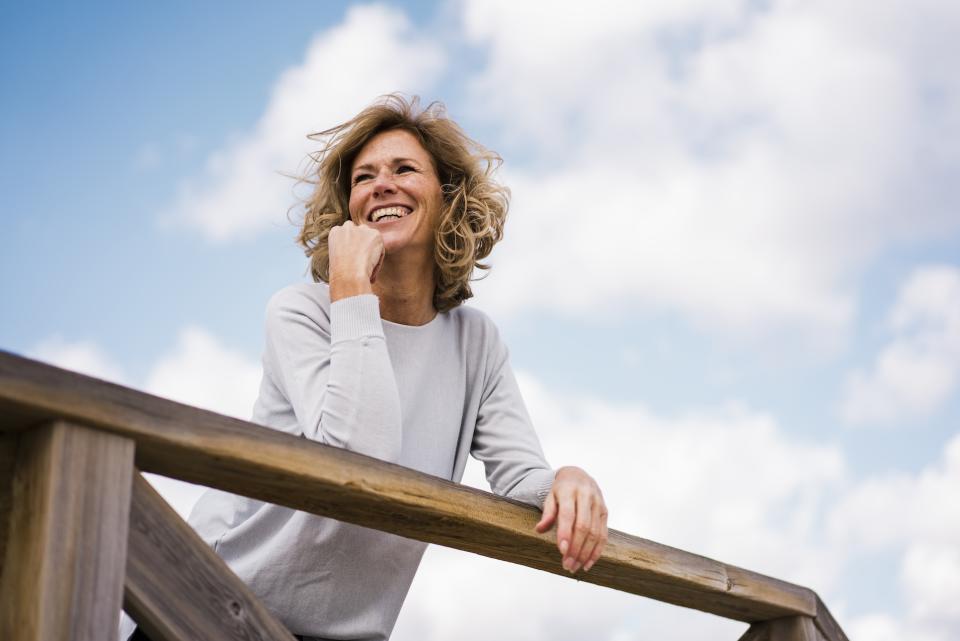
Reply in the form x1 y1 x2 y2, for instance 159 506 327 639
295 94 510 313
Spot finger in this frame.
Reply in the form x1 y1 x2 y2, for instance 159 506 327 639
535 491 558 533
585 504 609 572
555 491 576 565
578 499 603 571
567 490 593 572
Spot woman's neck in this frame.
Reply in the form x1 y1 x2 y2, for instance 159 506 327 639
373 254 437 326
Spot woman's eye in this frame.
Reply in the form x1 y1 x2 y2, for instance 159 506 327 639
352 173 372 185
396 165 415 174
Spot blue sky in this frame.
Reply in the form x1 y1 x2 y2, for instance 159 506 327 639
2 2 959 640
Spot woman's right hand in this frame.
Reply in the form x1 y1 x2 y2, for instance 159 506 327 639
328 221 385 302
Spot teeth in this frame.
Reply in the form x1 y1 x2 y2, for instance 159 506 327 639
371 206 410 222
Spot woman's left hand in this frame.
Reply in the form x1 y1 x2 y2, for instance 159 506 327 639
535 466 608 574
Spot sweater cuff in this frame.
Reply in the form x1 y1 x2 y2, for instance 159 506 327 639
532 468 557 508
330 294 383 343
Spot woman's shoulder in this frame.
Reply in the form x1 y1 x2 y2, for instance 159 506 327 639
446 303 504 343
264 281 332 324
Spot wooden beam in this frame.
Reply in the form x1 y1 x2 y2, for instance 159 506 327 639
738 616 822 641
0 433 17 582
813 596 849 641
0 350 819 623
125 473 295 641
0 421 134 641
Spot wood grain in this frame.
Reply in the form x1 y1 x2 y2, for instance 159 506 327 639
125 473 295 641
0 420 134 641
0 433 17 582
738 616 823 641
0 350 826 624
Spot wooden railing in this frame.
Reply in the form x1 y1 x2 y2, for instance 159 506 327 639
0 351 848 641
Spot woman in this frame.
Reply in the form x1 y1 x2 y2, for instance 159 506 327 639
185 95 608 640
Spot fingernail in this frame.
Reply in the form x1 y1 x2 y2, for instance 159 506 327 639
562 558 571 572
584 561 593 572
572 562 581 574
560 540 569 555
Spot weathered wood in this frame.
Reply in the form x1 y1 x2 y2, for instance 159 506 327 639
738 616 822 641
814 596 849 641
0 351 820 623
0 433 17 581
0 420 134 641
125 473 295 641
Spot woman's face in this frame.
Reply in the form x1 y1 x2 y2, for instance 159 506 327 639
348 129 443 260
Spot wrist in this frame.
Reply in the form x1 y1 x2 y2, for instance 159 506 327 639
330 273 374 302
555 465 582 478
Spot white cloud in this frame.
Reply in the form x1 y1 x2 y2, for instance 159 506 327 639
395 371 845 641
828 433 960 640
144 326 261 420
476 162 855 339
167 4 445 241
141 326 264 520
841 265 960 427
903 542 960 626
828 433 960 552
463 0 960 340
29 334 127 384
846 614 909 641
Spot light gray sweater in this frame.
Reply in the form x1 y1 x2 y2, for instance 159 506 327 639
186 283 555 640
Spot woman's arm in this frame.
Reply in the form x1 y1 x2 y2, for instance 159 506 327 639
471 327 608 574
260 219 401 462
261 286 402 463
470 338 556 507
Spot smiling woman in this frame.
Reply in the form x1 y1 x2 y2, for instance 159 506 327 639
154 95 609 641
297 95 510 317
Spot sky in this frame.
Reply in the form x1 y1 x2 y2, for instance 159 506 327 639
2 1 959 639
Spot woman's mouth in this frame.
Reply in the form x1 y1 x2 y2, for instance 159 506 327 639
369 205 412 223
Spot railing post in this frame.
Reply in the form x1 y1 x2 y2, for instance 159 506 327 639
0 421 134 641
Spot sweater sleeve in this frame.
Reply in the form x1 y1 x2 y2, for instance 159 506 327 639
261 286 403 463
470 323 555 509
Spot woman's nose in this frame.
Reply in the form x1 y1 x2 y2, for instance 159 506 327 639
372 170 396 196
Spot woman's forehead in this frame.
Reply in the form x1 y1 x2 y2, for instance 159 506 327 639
352 129 431 170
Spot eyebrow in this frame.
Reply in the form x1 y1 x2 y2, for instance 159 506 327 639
352 157 421 173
